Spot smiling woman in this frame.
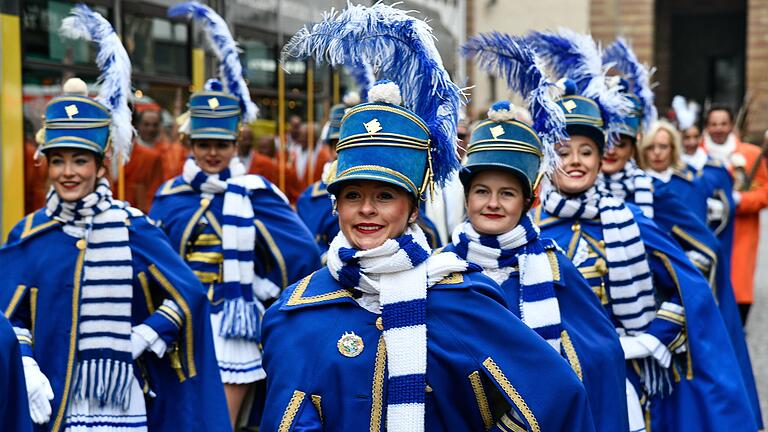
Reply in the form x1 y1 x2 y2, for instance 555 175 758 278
46 149 105 202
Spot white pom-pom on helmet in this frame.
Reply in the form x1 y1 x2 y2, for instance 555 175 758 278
487 100 517 122
342 91 361 107
367 80 402 106
63 78 88 96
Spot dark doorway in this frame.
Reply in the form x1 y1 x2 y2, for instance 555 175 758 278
655 0 747 121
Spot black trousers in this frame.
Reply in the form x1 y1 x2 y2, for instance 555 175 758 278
739 303 752 326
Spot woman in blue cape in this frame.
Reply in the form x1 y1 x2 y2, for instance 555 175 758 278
0 5 229 431
452 33 627 432
529 29 756 432
0 315 32 432
599 38 761 427
260 5 595 431
151 2 321 426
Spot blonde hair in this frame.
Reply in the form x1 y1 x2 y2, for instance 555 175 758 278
637 120 685 171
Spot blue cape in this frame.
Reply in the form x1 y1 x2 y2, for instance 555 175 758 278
0 210 231 432
534 204 757 431
0 315 33 432
260 267 595 431
442 243 628 432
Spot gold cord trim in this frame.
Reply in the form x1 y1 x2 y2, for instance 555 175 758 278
286 272 353 306
469 371 493 430
278 390 306 432
482 357 540 432
560 330 583 381
148 264 196 377
370 335 386 432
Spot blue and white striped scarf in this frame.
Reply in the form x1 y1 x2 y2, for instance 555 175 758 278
598 161 655 219
183 157 267 340
540 180 656 334
451 215 562 351
327 225 471 432
46 178 136 409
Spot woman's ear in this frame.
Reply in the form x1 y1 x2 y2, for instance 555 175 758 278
97 165 107 178
408 208 418 224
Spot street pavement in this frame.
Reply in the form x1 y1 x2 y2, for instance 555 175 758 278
746 210 768 420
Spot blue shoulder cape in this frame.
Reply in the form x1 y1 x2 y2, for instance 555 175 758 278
442 242 628 432
259 266 595 431
652 175 761 427
534 204 757 431
0 210 230 432
150 176 321 292
0 315 33 432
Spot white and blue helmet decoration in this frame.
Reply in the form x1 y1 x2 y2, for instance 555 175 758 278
602 37 658 138
43 4 133 161
282 2 463 199
528 28 633 151
460 32 567 199
169 1 258 141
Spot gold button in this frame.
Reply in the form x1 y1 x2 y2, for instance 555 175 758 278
599 240 606 247
200 198 210 207
76 239 86 250
375 317 383 331
571 222 581 232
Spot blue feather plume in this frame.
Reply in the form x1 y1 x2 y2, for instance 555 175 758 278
346 60 375 102
60 4 133 163
168 1 258 123
282 2 463 187
461 31 566 174
603 37 657 131
528 29 632 146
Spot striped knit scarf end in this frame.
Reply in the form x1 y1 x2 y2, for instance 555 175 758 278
219 297 260 340
72 358 135 410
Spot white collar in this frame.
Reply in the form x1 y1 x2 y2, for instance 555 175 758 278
681 147 708 171
703 132 737 165
646 167 673 183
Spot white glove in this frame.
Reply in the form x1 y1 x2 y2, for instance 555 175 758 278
706 197 725 223
131 328 152 360
22 356 54 425
132 324 167 358
620 336 653 360
733 191 742 206
685 249 711 270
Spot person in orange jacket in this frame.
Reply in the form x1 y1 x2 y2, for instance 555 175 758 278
703 105 768 324
247 133 304 203
135 109 187 179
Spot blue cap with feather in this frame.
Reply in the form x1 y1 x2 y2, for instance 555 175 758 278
169 1 258 140
460 32 567 198
47 4 133 161
282 2 463 199
528 28 633 150
603 37 657 137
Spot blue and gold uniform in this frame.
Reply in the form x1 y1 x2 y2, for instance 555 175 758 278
264 7 595 431
1 210 230 432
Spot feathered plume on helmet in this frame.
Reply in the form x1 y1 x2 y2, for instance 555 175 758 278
602 37 657 131
671 95 700 131
168 1 258 123
528 28 633 146
60 4 133 163
345 60 375 103
281 2 464 187
461 31 567 175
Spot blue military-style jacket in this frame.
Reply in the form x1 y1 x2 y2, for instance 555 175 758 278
149 176 321 307
0 209 230 432
259 267 596 431
442 243 628 432
533 204 756 431
0 314 32 432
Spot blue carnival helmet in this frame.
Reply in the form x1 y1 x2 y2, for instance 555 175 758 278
603 37 657 138
528 29 633 151
187 79 242 141
326 103 349 143
41 96 112 155
555 80 607 150
460 32 567 199
49 5 133 160
282 3 463 199
170 2 258 141
330 80 433 196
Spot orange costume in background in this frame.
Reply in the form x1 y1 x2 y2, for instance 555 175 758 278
115 143 164 213
153 138 188 179
705 134 768 305
248 151 303 204
24 140 48 213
